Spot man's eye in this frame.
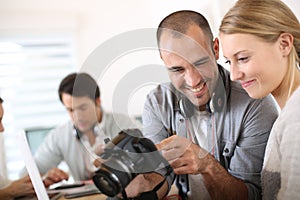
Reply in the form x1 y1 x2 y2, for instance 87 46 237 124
174 69 183 72
169 67 184 73
80 106 88 111
194 57 209 67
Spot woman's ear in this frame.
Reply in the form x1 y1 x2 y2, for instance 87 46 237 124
279 32 294 56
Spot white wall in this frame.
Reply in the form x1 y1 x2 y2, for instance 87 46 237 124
0 0 299 116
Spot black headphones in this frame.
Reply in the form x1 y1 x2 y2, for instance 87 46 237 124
178 92 225 119
73 126 81 140
179 97 195 118
178 83 226 118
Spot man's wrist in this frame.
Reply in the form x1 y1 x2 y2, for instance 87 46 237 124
198 146 209 160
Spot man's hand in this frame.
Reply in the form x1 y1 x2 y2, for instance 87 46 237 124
94 143 105 156
93 143 106 168
42 168 69 187
156 135 209 175
124 173 167 199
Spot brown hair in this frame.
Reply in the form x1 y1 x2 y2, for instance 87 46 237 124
58 72 100 103
157 10 214 48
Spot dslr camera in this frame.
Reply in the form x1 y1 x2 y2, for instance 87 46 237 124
92 129 170 198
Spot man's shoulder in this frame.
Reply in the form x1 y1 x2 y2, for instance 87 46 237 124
229 81 251 98
104 111 131 120
103 111 140 128
147 82 180 103
228 79 277 112
49 120 73 135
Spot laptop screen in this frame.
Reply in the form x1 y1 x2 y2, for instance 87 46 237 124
25 127 53 154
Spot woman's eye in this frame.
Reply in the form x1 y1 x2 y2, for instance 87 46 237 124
224 60 231 65
238 57 248 63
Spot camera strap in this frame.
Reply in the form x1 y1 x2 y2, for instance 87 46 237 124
120 177 165 200
136 177 166 200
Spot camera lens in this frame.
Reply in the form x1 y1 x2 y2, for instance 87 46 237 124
97 176 115 195
93 166 121 197
93 164 133 197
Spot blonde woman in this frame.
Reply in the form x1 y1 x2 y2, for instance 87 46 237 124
219 0 300 199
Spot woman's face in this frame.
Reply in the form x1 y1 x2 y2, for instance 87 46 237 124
220 33 289 99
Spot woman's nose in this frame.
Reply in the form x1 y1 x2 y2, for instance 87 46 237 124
0 122 5 132
230 64 242 81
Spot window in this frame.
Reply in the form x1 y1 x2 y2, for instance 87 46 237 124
0 35 76 179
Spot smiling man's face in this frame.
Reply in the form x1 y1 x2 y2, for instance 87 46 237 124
160 24 219 108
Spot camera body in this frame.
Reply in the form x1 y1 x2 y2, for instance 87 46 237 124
92 129 167 197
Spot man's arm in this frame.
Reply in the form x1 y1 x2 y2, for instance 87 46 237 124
42 167 69 187
198 95 278 199
19 128 63 178
157 135 248 200
33 129 63 174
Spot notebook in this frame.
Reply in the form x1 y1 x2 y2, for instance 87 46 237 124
18 130 101 200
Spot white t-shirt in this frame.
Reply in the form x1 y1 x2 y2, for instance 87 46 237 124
187 110 211 200
0 173 11 189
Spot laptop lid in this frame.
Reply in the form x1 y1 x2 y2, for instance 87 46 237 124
18 130 101 200
18 130 50 200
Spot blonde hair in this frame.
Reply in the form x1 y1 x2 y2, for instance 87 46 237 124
219 0 300 98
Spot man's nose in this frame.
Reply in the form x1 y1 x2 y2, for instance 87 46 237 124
72 110 83 119
184 66 201 87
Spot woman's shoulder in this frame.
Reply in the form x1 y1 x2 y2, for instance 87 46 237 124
276 86 300 129
283 87 300 114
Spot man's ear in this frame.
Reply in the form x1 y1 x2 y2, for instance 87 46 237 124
212 38 220 60
279 32 294 56
95 97 101 107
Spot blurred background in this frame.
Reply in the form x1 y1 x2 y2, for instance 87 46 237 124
0 0 299 180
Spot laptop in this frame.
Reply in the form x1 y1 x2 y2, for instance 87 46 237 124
18 130 101 200
18 130 61 200
25 127 53 155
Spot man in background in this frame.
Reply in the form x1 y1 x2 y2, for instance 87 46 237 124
21 72 138 186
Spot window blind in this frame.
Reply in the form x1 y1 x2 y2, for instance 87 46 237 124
0 35 76 179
